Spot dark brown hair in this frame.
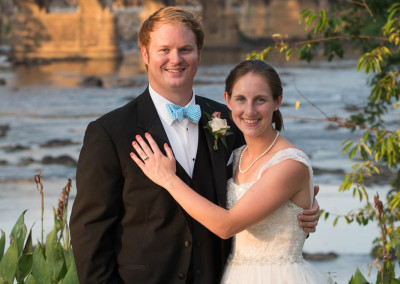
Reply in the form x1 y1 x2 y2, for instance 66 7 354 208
225 59 284 131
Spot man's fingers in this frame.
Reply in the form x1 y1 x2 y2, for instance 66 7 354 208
302 227 316 233
304 199 320 216
314 185 319 196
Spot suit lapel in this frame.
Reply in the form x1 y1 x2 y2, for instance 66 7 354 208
137 89 191 183
196 97 228 208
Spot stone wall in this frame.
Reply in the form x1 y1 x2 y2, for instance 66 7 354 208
10 0 121 62
8 0 326 61
239 0 326 40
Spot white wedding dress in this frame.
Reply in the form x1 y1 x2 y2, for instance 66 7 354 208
221 147 330 284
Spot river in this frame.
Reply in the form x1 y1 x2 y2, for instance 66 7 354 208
0 49 398 283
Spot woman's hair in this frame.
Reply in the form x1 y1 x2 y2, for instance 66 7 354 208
225 59 284 131
138 6 204 52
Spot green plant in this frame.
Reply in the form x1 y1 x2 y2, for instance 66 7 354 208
0 174 78 283
248 1 399 283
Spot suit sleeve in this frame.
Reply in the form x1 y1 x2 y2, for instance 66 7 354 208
70 121 123 284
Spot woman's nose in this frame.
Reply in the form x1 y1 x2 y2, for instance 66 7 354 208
244 103 256 116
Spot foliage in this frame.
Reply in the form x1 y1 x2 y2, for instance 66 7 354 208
0 176 78 284
248 1 400 283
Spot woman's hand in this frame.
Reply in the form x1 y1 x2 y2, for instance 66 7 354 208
130 133 177 189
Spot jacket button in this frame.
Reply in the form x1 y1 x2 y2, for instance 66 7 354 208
195 241 201 247
184 241 192 248
178 273 186 279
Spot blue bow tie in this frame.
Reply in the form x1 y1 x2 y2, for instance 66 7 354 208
166 103 201 124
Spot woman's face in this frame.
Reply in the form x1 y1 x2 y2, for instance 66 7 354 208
224 72 282 139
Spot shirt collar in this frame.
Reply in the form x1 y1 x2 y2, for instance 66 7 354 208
148 84 196 126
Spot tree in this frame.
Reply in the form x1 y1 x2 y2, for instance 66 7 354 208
248 1 399 283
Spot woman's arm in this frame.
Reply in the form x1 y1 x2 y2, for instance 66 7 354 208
130 133 309 239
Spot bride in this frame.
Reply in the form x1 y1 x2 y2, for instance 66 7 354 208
130 59 330 283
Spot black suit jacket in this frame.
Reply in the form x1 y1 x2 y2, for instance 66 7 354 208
70 88 245 284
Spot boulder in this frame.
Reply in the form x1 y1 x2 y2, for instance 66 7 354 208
2 144 30 152
40 139 78 148
41 155 77 167
80 76 103 87
303 252 338 261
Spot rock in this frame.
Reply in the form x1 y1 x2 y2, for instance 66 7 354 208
194 80 225 85
0 78 6 86
0 160 8 165
0 124 10 137
18 158 35 166
325 124 339 130
41 155 77 167
345 104 361 112
303 252 338 261
2 144 30 152
313 167 345 176
113 78 145 88
80 76 103 87
40 139 78 148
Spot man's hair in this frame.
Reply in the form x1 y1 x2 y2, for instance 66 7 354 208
138 6 204 52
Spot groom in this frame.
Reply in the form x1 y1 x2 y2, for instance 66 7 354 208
70 6 320 284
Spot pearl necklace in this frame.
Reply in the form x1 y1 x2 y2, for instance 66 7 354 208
239 131 280 173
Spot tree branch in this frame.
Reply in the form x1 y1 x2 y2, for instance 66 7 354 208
347 0 376 23
290 35 389 46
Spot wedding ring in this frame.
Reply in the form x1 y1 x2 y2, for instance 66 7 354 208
143 156 149 161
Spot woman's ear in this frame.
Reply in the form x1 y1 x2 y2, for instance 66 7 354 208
223 91 231 110
276 94 283 110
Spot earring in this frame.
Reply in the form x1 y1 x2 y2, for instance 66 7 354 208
274 108 278 111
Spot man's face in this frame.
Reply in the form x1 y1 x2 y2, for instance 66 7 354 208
141 23 200 102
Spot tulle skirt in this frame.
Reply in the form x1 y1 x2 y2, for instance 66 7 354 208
221 260 332 284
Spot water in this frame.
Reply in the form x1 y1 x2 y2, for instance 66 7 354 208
0 51 398 283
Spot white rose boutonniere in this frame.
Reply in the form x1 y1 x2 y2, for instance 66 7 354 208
204 111 232 150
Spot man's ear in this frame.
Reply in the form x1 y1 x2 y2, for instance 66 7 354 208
141 46 149 65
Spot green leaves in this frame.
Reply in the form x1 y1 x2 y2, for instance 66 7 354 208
0 198 78 283
0 240 18 283
31 244 51 284
348 268 368 284
46 229 67 282
357 46 391 74
0 231 5 263
11 210 28 256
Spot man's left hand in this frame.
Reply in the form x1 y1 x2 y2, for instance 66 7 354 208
298 185 320 233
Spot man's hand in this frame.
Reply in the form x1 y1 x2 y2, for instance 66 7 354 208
298 185 320 233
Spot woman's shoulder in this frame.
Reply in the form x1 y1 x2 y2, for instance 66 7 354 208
268 147 311 169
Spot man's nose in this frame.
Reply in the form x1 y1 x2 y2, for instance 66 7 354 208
169 50 182 64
